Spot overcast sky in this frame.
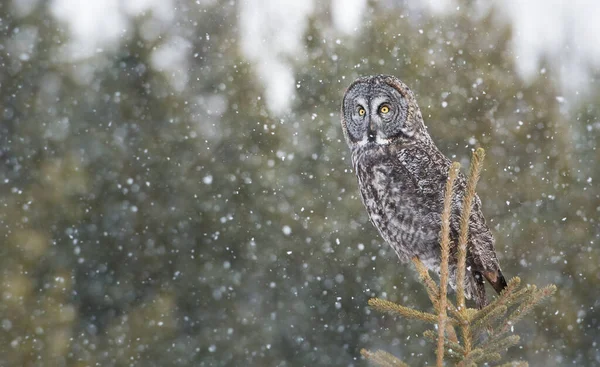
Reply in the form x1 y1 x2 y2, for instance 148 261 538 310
44 0 600 114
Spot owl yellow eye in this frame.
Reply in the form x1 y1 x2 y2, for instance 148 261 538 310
358 108 366 116
380 105 390 114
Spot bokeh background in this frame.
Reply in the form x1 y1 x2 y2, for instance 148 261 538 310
1 0 599 366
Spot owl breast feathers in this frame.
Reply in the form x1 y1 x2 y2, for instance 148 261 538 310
341 75 506 309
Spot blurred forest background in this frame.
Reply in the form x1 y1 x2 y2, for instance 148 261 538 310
1 0 599 366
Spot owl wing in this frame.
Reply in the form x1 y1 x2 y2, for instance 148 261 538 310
395 143 506 294
395 144 452 199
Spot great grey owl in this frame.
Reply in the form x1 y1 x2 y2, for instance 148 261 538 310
340 74 506 309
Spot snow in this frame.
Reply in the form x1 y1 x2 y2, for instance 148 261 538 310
239 0 314 115
1 1 598 366
331 0 366 35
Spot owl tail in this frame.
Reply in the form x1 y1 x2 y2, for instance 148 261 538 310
483 269 508 295
473 273 487 309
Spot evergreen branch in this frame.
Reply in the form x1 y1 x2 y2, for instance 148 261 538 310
493 362 529 367
412 257 440 310
540 284 557 298
446 323 459 344
448 305 467 325
498 285 556 336
368 298 452 325
361 349 410 367
456 149 485 354
457 148 485 311
476 352 502 364
423 329 465 355
471 305 507 335
497 295 535 336
500 277 522 296
480 335 521 357
445 349 465 363
503 287 534 309
499 280 537 310
470 277 520 325
461 320 474 355
437 162 460 367
412 257 464 324
457 348 484 367
487 285 535 335
462 308 479 323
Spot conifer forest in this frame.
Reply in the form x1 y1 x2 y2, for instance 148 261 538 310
0 1 599 366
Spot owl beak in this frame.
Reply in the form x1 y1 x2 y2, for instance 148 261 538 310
367 119 376 142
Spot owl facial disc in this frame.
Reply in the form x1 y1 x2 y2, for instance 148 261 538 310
341 75 414 148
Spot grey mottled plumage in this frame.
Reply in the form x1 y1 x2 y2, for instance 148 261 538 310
340 75 506 308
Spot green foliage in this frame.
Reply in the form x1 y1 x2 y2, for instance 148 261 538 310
362 149 556 367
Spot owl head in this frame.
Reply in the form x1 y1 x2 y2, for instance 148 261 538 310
341 75 427 149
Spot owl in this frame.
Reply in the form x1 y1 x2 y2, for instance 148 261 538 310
340 74 506 309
